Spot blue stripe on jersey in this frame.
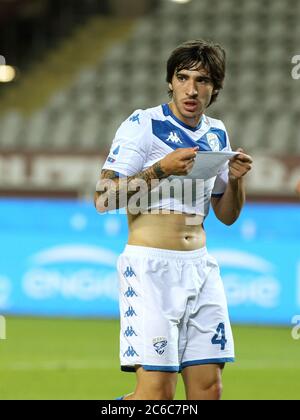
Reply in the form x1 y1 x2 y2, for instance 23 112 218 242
162 103 203 131
152 119 226 152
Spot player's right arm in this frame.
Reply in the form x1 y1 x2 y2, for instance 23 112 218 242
94 147 198 213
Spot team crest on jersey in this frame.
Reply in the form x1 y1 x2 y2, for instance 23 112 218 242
207 133 220 151
153 337 168 355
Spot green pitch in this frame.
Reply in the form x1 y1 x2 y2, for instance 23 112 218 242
0 318 299 400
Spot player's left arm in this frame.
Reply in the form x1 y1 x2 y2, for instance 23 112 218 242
211 148 253 226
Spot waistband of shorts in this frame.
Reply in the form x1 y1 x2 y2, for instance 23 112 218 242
123 245 208 261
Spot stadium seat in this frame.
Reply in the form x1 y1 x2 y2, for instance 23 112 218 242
0 112 24 149
50 112 76 149
24 110 49 149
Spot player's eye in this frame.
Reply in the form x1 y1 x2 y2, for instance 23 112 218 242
198 77 211 84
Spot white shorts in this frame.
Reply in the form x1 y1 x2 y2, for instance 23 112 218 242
117 245 235 373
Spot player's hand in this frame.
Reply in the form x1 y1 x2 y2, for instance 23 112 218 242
229 148 253 181
160 147 199 176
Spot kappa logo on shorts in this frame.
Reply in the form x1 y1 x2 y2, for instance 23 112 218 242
124 266 136 279
124 326 137 337
124 287 138 298
123 346 139 357
153 337 168 356
124 306 137 317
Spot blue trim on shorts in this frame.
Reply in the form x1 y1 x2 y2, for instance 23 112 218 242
143 365 180 372
181 358 235 370
121 365 179 373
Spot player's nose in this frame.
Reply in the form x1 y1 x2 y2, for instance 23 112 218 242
186 81 198 97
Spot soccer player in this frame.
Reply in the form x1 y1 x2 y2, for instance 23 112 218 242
95 40 253 400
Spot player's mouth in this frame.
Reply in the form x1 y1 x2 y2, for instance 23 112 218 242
183 100 198 113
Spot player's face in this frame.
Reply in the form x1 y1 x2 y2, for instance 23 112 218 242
169 66 215 128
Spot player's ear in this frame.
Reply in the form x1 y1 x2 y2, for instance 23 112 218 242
213 89 219 94
168 83 173 92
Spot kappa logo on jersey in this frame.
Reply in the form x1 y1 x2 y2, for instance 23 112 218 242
129 114 140 125
124 326 138 337
153 337 168 355
123 346 139 357
124 266 136 278
124 287 138 298
207 133 220 151
166 132 182 144
125 306 137 317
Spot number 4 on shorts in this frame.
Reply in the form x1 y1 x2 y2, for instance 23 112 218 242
211 323 227 351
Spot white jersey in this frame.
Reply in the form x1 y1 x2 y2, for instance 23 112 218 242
102 104 231 217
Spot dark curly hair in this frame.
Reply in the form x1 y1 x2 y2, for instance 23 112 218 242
166 40 226 107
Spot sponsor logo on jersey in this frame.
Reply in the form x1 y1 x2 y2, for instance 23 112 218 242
112 145 120 155
166 132 182 144
106 145 120 164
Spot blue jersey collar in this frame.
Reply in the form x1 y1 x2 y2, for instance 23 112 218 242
162 103 203 132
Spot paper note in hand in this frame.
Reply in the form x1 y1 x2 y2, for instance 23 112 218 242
181 151 239 180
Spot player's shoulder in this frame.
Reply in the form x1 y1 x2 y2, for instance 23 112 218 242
116 107 153 136
204 115 227 132
116 105 163 139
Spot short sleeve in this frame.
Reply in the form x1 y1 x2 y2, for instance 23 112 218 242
212 125 232 197
102 110 152 177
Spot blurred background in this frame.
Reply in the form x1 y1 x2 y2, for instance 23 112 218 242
0 0 299 400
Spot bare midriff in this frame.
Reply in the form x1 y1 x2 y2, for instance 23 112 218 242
127 212 206 251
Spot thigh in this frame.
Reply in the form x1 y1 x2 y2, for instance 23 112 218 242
129 366 178 400
182 363 224 400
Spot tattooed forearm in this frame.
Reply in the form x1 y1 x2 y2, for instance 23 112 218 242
152 161 167 179
101 170 119 180
95 162 168 211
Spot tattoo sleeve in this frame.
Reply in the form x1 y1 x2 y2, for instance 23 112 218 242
95 161 168 211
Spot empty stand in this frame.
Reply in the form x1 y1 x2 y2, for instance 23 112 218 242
0 0 298 155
